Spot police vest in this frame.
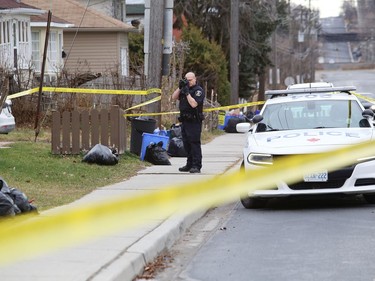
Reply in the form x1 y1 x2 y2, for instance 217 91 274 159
179 84 205 114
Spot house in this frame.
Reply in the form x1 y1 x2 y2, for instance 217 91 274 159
74 0 142 28
0 0 72 77
75 0 126 23
30 13 73 77
22 0 136 77
0 0 45 71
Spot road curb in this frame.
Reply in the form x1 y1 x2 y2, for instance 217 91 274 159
91 209 207 281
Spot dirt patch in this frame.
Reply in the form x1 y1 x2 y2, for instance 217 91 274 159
135 252 174 280
0 142 13 148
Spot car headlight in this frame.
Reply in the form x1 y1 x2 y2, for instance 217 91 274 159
357 155 375 162
247 153 273 165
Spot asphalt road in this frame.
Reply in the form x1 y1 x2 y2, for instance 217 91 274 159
146 68 375 281
153 197 375 281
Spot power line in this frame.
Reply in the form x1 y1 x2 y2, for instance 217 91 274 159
63 0 91 68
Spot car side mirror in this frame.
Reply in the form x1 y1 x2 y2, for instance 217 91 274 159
362 109 374 119
251 115 263 124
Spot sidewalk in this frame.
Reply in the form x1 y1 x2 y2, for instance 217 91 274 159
0 132 246 281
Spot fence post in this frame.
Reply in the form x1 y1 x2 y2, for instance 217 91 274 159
62 111 71 154
72 110 80 154
100 109 109 146
81 111 90 151
51 111 61 154
91 109 99 147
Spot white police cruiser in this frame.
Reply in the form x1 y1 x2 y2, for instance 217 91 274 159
0 100 15 134
236 83 375 208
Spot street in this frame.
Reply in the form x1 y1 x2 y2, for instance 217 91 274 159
148 197 375 281
137 68 375 281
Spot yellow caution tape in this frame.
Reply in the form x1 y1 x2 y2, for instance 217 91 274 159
1 139 375 265
353 92 375 103
7 88 39 99
7 87 161 100
204 101 265 112
125 111 180 117
123 101 266 117
7 86 264 118
42 87 161 95
124 96 162 112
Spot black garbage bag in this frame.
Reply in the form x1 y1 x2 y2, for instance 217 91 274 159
0 192 19 217
145 141 171 165
170 124 182 139
167 137 187 157
82 144 119 165
0 177 37 215
6 188 38 213
224 116 246 133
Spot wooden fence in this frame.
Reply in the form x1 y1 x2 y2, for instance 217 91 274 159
51 106 126 155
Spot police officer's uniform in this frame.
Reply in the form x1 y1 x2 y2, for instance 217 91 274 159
178 84 205 172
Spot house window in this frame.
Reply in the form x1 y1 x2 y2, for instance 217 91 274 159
47 31 62 72
120 47 128 76
18 21 28 43
31 31 40 71
0 20 18 69
47 31 58 71
18 22 21 43
0 19 12 44
6 21 10 43
3 20 10 44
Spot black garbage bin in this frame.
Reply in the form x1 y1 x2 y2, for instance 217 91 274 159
130 117 156 155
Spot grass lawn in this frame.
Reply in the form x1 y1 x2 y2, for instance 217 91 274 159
0 127 224 211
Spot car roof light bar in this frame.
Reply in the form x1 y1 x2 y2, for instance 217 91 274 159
265 86 357 96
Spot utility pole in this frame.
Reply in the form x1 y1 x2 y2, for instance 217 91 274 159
230 0 239 105
144 0 164 125
271 0 278 89
288 0 294 82
307 0 315 82
162 0 173 76
35 10 51 141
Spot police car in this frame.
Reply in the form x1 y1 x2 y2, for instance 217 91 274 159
0 100 15 134
236 83 375 208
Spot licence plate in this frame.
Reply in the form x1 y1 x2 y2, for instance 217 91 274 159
304 170 328 182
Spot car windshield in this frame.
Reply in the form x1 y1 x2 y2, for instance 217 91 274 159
259 99 369 131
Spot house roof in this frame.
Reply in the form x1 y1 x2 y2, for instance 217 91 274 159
0 0 45 16
31 13 73 27
0 0 36 9
22 0 135 31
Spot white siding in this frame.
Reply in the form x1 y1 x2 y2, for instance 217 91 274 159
0 16 32 71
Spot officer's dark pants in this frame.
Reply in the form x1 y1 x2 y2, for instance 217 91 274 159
181 121 202 170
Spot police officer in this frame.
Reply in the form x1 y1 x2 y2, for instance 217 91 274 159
172 72 205 173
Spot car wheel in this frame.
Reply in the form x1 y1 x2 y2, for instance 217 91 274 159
363 193 375 204
239 160 268 209
240 196 267 209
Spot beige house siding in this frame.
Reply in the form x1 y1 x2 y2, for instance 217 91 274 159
63 32 127 74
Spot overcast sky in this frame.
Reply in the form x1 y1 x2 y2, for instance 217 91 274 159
291 0 344 18
126 0 344 19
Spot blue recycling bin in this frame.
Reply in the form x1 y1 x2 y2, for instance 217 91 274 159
130 117 156 155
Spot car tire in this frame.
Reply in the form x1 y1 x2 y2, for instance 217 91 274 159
240 196 267 209
240 161 268 209
363 193 375 204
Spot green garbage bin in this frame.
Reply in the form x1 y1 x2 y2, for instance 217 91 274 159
130 117 156 155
